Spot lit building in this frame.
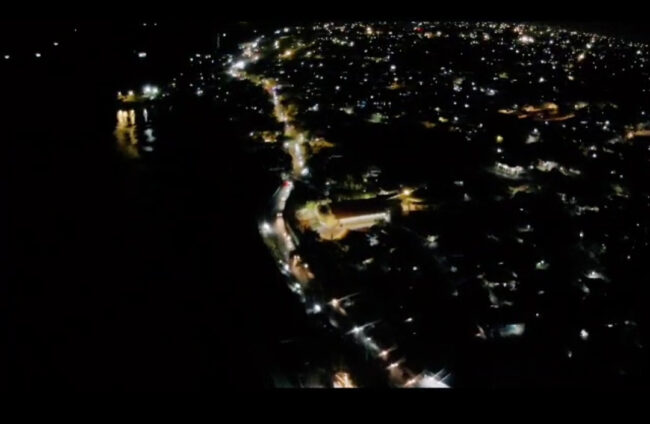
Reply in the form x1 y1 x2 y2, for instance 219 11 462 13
297 197 392 240
326 197 391 231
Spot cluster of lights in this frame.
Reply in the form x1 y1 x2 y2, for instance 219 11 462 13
233 21 649 388
518 35 535 44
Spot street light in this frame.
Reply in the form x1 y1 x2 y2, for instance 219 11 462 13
387 361 401 370
260 222 272 235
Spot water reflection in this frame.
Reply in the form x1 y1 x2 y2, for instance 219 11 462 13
114 109 139 159
144 128 156 143
114 107 156 159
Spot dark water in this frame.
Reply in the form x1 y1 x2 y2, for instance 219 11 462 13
6 21 316 389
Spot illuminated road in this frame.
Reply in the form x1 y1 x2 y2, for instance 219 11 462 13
229 42 450 388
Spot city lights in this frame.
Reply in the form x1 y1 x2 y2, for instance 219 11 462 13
228 20 649 388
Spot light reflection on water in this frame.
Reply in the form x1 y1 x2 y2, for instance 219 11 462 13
114 107 155 159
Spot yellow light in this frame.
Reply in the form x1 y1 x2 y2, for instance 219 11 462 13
496 135 504 143
333 371 356 388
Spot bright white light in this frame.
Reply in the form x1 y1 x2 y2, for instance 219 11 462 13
586 270 605 280
387 361 400 370
416 372 450 388
518 35 534 44
535 260 549 270
580 329 589 340
291 282 302 294
404 377 419 387
138 52 147 58
313 303 322 313
3 55 9 60
53 41 59 47
35 52 41 58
